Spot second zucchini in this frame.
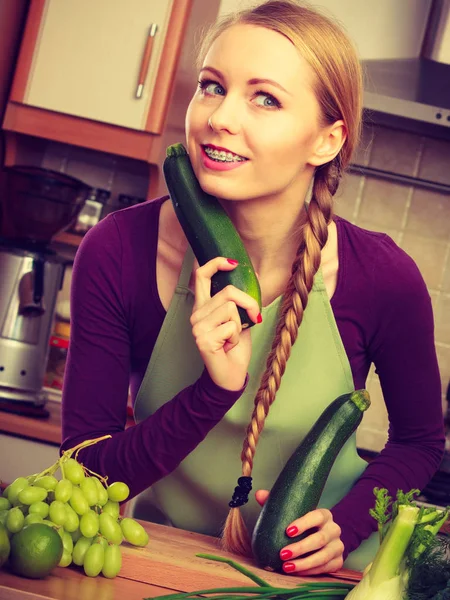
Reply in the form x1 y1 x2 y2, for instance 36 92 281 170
251 389 371 572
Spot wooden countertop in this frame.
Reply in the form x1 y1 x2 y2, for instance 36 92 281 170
0 520 362 600
0 401 62 445
0 401 135 446
0 568 170 600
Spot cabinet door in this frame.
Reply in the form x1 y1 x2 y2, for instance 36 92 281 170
0 433 60 487
23 0 177 131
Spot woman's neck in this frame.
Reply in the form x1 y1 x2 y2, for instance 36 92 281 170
220 194 308 279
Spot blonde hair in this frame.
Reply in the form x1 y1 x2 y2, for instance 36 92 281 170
198 0 363 555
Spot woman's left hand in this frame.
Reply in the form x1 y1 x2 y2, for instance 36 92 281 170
255 490 344 575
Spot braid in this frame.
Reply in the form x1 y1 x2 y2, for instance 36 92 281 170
221 160 341 556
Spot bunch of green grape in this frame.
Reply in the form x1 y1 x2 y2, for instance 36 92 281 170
0 457 148 579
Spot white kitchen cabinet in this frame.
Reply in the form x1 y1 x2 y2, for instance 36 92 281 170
24 0 175 131
3 0 193 162
0 433 60 488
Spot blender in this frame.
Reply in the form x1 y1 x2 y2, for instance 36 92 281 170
0 165 90 411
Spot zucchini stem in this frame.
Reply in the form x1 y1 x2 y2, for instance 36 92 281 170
166 143 188 159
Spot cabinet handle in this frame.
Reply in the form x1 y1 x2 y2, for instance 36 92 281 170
136 24 159 99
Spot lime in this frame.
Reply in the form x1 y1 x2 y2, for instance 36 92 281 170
0 522 10 568
9 523 63 579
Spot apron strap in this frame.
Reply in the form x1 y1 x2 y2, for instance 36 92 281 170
177 246 195 291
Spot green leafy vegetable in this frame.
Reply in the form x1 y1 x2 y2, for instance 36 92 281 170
406 539 450 600
346 488 450 600
369 487 392 543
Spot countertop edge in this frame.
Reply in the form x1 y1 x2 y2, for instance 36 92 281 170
0 401 136 447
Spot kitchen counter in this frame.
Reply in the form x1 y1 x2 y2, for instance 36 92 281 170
0 401 63 446
0 401 136 490
0 401 135 447
0 520 362 600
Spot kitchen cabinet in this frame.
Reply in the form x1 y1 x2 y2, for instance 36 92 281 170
0 401 61 490
0 400 137 489
0 433 60 489
2 0 193 163
20 0 176 131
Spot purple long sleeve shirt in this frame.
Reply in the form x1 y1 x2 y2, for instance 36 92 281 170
61 196 445 558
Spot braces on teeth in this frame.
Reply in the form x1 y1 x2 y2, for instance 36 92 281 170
204 147 245 162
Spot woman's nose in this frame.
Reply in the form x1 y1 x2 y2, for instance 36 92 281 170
207 98 241 135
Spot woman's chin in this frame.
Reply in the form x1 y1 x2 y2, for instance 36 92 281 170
198 179 244 201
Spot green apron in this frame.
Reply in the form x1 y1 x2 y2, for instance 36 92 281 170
133 247 379 571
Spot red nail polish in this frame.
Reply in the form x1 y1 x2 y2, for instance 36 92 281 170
257 313 263 323
283 562 296 573
227 259 239 265
286 526 298 536
280 549 293 560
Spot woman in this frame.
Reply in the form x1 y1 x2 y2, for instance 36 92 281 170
61 0 444 576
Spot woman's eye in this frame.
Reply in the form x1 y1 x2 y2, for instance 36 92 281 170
254 92 281 109
198 80 225 96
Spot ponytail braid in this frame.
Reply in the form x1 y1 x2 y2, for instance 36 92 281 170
221 159 342 556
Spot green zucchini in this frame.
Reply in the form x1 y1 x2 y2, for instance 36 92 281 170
163 143 262 328
251 389 371 572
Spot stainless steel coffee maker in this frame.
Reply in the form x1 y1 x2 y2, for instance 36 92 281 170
0 242 66 404
0 166 90 406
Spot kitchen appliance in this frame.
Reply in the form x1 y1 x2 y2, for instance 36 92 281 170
2 165 89 242
0 240 66 405
0 166 90 407
361 0 450 137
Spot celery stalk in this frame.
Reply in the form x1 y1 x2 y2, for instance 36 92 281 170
411 510 449 562
368 505 419 588
346 489 450 600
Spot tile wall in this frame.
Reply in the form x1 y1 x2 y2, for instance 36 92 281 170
41 141 151 206
335 124 450 452
0 137 152 239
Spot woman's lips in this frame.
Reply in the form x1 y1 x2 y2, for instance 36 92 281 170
205 143 246 158
200 146 248 172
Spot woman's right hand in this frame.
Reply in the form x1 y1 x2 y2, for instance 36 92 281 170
190 257 261 391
